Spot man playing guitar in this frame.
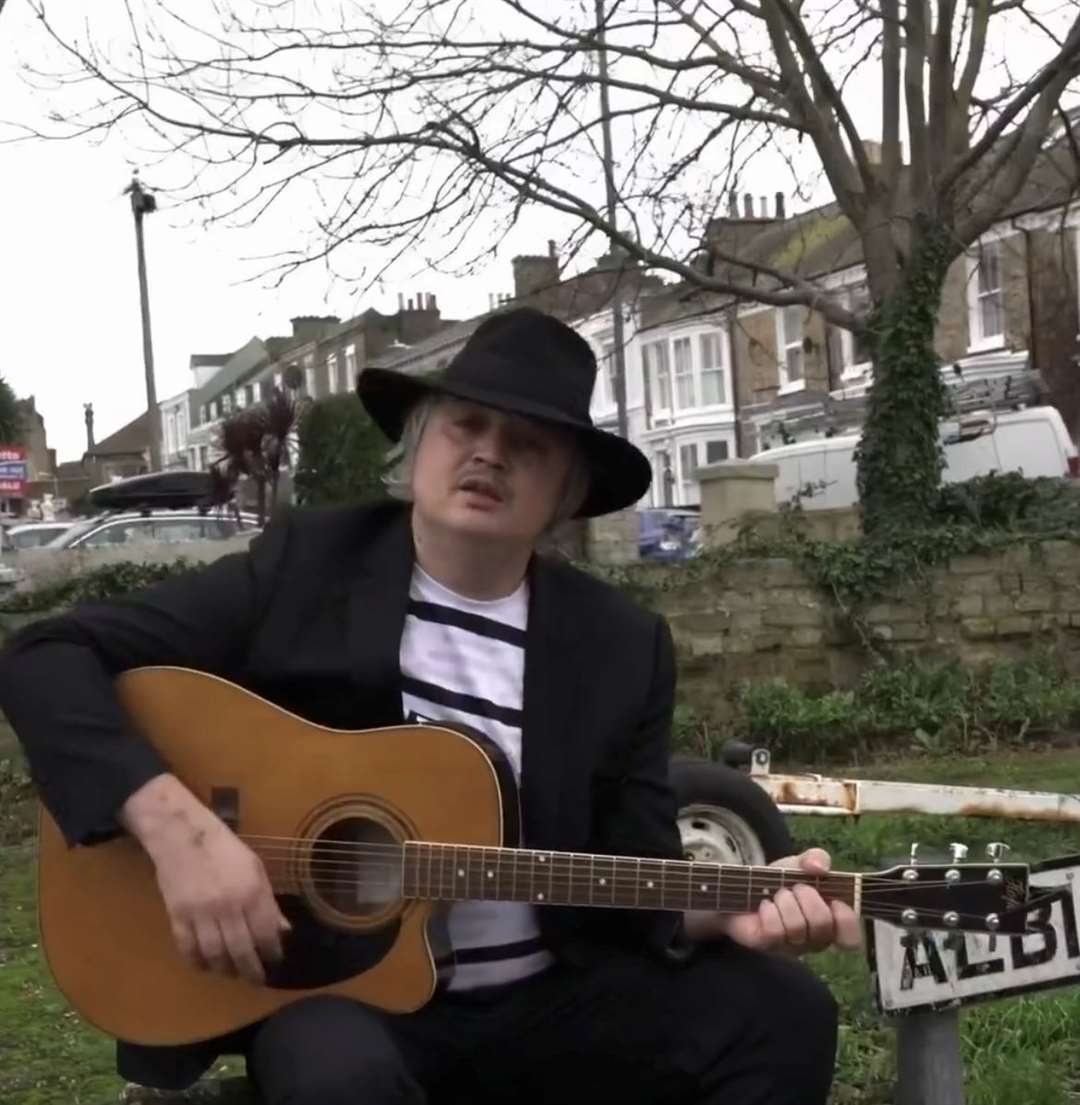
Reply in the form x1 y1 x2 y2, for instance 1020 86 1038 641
1 307 859 1104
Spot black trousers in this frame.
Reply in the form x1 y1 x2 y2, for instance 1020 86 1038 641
238 940 838 1105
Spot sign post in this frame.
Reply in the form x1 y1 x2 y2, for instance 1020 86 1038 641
869 854 1080 1105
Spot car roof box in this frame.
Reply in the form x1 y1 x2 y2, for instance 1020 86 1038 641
88 471 217 512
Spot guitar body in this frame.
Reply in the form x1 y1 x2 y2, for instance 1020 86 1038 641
37 667 511 1046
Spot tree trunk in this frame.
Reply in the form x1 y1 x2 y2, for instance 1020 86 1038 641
856 223 954 532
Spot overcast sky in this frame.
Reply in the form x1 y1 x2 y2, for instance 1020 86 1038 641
0 0 1061 463
0 2 563 463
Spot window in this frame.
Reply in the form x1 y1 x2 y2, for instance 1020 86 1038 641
235 388 247 410
699 332 727 405
644 341 672 412
654 448 674 507
601 343 618 406
673 337 695 408
303 356 316 397
78 523 128 548
344 344 357 389
327 352 339 394
245 384 255 406
705 439 730 464
154 519 207 543
778 305 805 389
679 442 699 503
164 412 176 456
970 242 1005 347
221 393 233 415
199 404 207 425
209 400 219 420
273 370 284 393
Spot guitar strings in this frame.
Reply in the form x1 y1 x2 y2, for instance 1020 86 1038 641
257 876 1010 926
244 843 1011 893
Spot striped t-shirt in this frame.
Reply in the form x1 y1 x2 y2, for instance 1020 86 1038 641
399 565 556 990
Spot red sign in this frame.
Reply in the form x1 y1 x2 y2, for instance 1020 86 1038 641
0 445 28 497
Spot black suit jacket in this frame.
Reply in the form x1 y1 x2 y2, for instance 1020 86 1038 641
0 501 689 1089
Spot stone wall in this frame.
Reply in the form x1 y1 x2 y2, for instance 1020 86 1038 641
9 533 258 590
649 540 1080 722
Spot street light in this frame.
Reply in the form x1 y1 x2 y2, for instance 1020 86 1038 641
124 173 162 471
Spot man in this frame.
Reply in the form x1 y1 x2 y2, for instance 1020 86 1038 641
0 307 858 1105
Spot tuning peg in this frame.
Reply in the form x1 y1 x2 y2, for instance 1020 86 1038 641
949 842 969 863
986 842 1011 862
909 842 920 865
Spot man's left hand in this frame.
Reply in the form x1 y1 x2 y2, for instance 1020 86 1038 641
687 848 862 954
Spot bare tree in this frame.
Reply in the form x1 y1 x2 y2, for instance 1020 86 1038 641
21 0 1080 527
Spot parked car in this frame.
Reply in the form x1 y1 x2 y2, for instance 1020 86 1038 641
45 510 261 551
7 522 75 549
639 508 701 561
752 405 1079 510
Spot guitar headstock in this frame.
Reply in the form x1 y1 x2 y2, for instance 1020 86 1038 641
864 842 1030 935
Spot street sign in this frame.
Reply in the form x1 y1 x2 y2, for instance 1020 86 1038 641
0 445 27 498
870 854 1080 1015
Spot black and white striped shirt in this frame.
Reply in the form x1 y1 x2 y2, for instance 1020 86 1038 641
400 566 555 990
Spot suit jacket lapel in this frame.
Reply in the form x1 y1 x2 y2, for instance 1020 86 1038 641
347 506 415 725
521 556 581 848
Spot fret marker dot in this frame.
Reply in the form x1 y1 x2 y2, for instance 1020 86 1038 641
538 856 546 863
457 869 465 878
599 878 607 886
487 871 494 879
537 892 545 901
761 889 771 897
647 880 655 889
701 884 709 892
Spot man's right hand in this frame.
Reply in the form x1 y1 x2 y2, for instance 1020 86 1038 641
120 773 291 985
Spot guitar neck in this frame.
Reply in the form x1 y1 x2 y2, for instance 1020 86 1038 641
402 841 861 915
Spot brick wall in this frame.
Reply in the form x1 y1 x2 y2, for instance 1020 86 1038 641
645 540 1080 722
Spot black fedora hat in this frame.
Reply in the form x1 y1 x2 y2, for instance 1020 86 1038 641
356 306 652 517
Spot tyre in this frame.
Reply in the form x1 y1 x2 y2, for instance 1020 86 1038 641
670 756 794 865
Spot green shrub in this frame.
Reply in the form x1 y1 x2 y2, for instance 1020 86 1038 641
734 657 1080 762
933 472 1080 531
0 559 197 613
294 394 391 507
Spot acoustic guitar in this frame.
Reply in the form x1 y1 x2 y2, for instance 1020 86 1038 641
37 667 1033 1046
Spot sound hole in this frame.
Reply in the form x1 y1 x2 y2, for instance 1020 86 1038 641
310 816 402 919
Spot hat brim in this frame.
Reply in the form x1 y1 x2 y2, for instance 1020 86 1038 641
356 366 652 518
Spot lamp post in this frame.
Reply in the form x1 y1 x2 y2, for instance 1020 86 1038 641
125 174 162 471
594 0 629 440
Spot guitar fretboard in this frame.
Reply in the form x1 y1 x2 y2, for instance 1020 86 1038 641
401 841 860 914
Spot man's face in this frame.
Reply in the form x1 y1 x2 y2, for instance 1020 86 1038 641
411 398 579 546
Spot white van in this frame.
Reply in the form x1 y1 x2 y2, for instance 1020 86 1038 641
751 405 1079 510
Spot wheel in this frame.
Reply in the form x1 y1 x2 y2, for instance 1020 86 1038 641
670 756 794 865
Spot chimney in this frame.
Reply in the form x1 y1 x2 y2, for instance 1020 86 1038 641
290 315 340 343
84 402 95 452
512 252 559 298
728 193 739 218
489 293 496 310
760 196 767 219
862 139 883 165
743 193 754 218
775 192 786 219
398 293 404 310
407 297 413 310
548 239 557 258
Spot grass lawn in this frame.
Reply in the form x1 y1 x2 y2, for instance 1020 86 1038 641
4 730 1080 1103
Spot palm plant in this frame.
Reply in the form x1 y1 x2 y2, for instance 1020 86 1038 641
208 387 303 525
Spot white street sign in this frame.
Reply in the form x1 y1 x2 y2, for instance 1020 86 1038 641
870 855 1080 1014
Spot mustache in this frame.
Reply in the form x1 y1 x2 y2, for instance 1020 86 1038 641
456 469 509 501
